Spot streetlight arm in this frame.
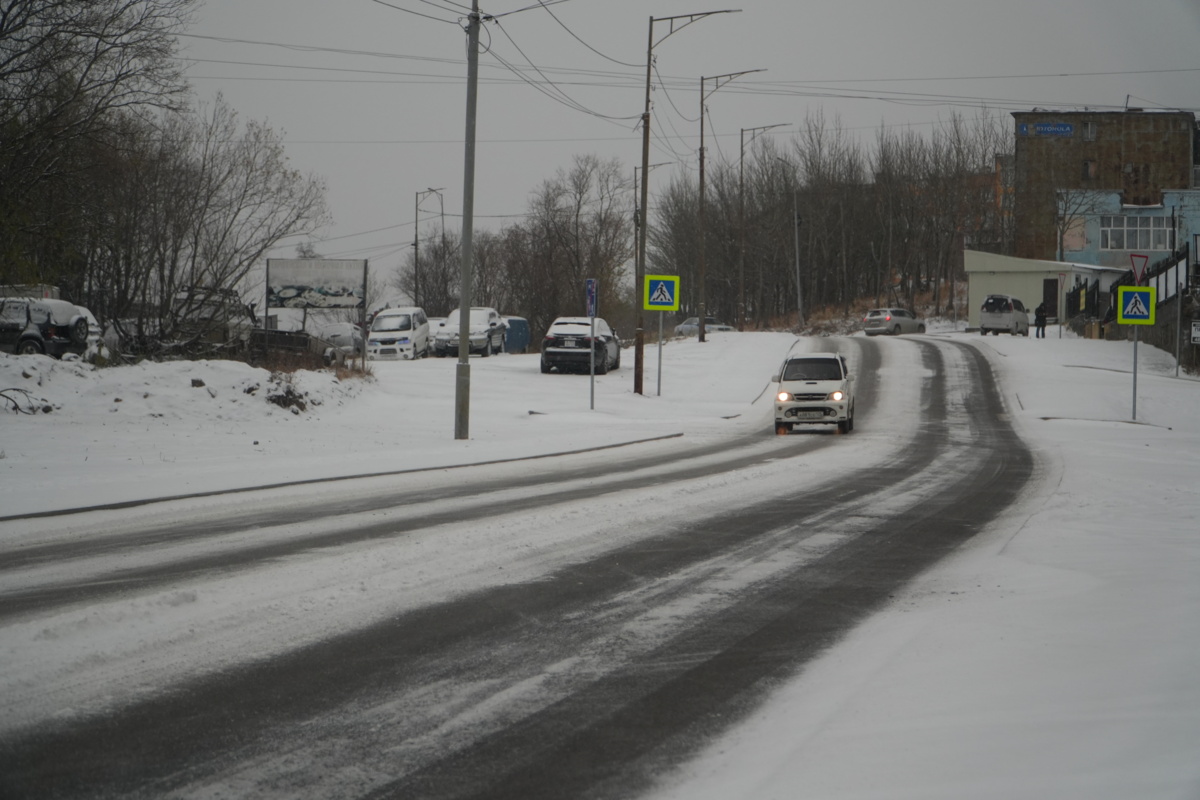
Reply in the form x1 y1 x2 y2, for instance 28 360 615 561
651 9 741 50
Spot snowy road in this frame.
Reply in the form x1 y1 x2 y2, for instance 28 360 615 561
0 336 1033 798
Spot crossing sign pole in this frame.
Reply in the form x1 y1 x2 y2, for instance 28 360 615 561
1118 278 1157 422
644 275 680 396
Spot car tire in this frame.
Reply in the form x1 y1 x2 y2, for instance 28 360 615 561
69 315 89 345
595 353 608 375
837 419 850 434
612 349 620 369
892 324 901 336
18 339 44 355
540 358 551 374
980 328 988 336
917 324 926 334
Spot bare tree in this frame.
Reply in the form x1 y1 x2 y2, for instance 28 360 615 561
1055 187 1109 261
0 0 194 199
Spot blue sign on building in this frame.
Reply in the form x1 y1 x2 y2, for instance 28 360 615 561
1018 122 1075 138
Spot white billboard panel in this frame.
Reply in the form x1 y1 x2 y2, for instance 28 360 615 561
266 259 367 309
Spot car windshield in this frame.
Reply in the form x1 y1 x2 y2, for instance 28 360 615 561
372 314 412 332
782 359 842 381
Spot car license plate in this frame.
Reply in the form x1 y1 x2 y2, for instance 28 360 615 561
795 411 823 420
564 338 577 347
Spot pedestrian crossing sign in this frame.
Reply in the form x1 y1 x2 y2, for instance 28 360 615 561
1116 286 1155 325
644 274 680 311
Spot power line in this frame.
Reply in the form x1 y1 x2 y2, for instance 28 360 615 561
368 0 459 25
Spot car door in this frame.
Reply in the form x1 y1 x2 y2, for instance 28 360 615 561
0 300 29 352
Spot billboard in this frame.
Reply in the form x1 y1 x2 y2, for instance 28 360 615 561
265 259 367 309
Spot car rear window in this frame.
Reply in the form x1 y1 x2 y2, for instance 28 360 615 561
983 297 1012 312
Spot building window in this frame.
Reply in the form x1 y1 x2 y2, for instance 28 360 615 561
1099 216 1175 250
1083 121 1097 141
1081 160 1096 181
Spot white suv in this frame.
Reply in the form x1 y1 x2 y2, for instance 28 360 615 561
773 353 855 435
433 307 506 357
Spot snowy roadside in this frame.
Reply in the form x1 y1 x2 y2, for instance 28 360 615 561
0 334 793 517
649 333 1200 800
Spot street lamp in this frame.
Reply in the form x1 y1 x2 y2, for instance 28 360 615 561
635 10 740 395
414 187 444 308
697 68 763 342
738 124 786 331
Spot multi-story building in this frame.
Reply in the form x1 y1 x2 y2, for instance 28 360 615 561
1011 109 1199 266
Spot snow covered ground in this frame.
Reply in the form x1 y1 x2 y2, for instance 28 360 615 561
2 327 1198 798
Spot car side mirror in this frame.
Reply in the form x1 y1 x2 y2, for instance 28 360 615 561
771 374 780 383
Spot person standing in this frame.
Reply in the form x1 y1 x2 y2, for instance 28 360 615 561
1034 303 1047 338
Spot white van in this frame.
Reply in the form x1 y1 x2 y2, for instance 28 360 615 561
979 294 1030 336
367 306 430 359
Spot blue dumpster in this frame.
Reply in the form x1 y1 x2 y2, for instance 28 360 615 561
502 316 530 353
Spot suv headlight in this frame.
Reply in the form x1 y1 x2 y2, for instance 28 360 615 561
827 390 845 402
777 391 791 402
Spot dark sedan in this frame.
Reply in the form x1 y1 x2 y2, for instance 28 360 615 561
540 317 621 374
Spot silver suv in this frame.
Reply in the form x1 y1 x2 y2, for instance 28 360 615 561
979 294 1030 336
0 298 91 357
773 353 855 435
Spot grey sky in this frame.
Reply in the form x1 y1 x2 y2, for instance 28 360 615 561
181 0 1200 272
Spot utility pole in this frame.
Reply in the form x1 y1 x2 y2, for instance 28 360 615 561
633 162 671 279
635 10 739 395
738 123 785 331
454 1 481 440
414 187 444 309
697 68 762 343
777 156 804 329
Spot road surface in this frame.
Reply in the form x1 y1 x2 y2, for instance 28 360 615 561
0 336 1032 799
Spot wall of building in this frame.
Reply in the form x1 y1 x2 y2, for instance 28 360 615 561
1059 189 1200 269
1012 110 1196 260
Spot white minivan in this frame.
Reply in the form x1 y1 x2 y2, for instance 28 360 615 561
979 294 1030 336
367 306 430 359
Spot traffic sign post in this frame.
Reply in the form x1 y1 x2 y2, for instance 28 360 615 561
1117 281 1157 421
644 275 680 396
586 278 598 409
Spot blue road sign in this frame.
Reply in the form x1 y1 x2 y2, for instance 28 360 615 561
585 278 598 318
644 274 680 311
1117 286 1155 325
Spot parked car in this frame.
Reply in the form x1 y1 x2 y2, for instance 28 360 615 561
0 297 92 358
674 316 735 337
540 316 621 374
172 286 254 347
367 306 429 360
433 307 506 356
979 294 1030 336
772 353 855 435
314 321 365 364
862 307 926 336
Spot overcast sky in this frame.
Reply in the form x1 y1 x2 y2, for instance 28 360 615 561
180 0 1200 275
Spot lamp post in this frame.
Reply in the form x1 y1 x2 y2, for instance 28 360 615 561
738 123 786 331
634 10 739 394
454 0 481 440
413 187 444 308
697 69 763 342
